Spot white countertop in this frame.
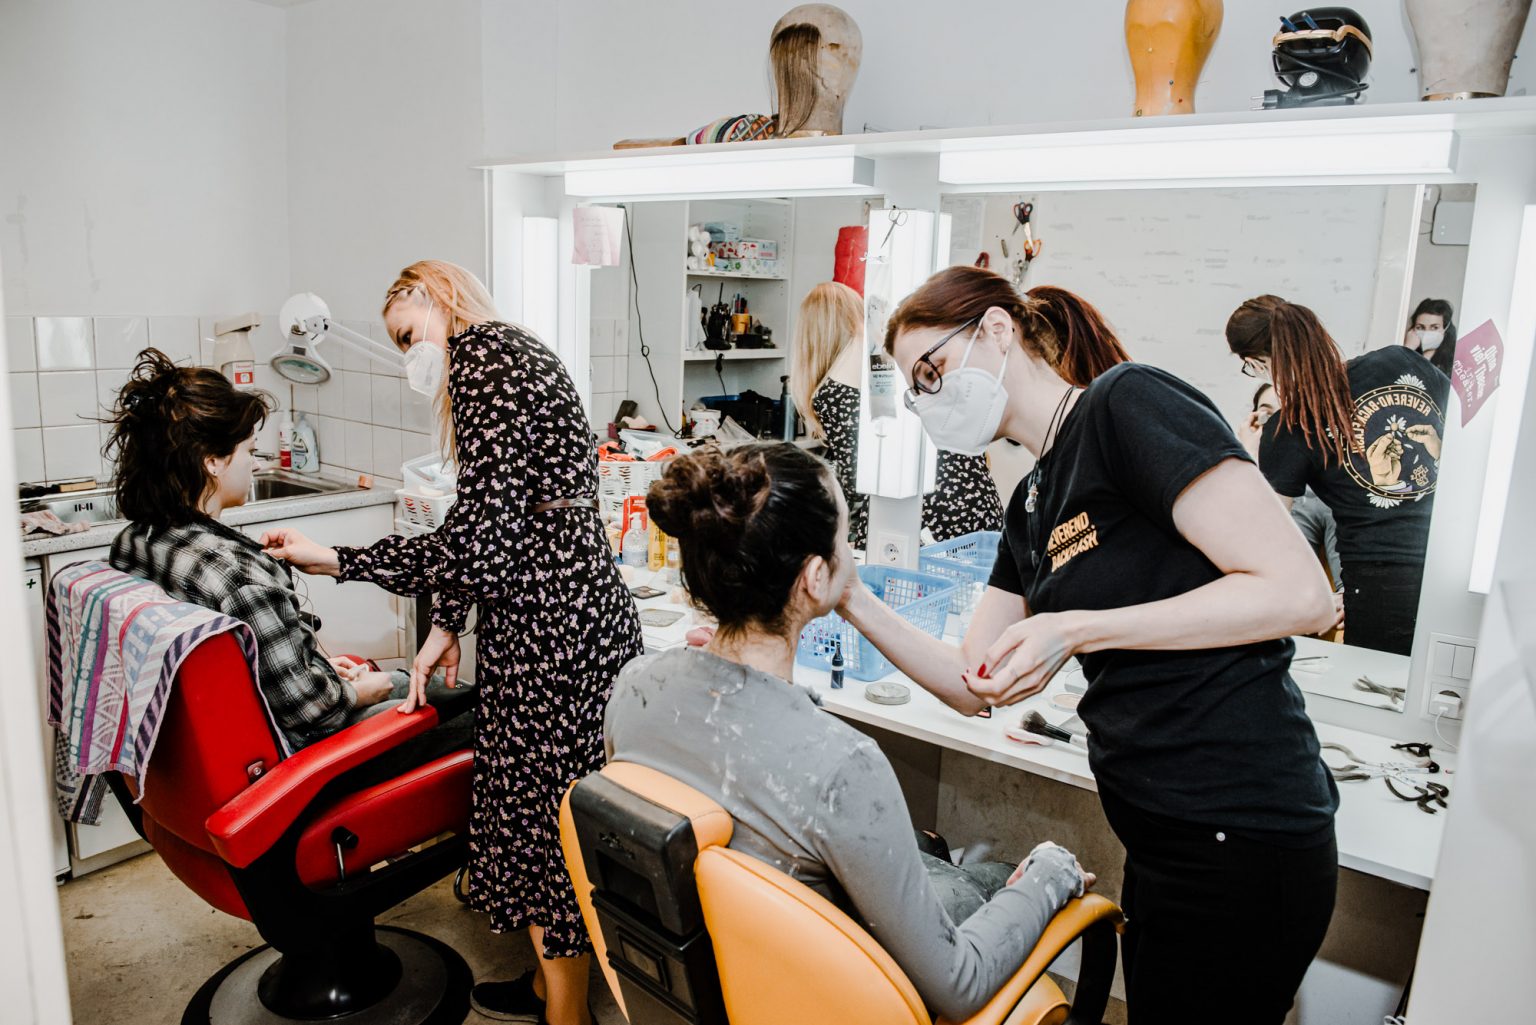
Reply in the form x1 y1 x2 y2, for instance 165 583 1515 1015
21 476 398 558
627 570 1449 891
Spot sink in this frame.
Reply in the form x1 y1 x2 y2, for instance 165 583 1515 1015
20 471 358 529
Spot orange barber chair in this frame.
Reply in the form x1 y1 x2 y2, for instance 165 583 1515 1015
101 632 475 1025
559 762 1122 1025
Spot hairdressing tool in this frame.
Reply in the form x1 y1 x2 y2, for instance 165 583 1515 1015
1321 741 1448 812
705 283 732 350
1017 710 1090 750
1259 7 1373 109
1354 674 1406 704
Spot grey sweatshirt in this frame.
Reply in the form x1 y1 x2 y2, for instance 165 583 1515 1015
604 647 1083 1021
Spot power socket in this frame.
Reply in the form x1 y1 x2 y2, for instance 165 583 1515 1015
874 530 910 567
1429 685 1467 721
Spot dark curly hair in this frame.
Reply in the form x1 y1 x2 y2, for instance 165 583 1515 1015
102 349 271 528
647 443 841 636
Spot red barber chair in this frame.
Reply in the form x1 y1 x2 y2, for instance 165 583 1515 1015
103 633 475 1025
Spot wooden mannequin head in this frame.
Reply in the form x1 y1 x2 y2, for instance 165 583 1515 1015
771 4 862 137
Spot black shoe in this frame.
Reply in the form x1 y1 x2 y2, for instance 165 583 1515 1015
470 971 543 1023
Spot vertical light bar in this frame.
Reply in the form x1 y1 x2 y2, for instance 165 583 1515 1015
1470 205 1536 593
520 216 560 350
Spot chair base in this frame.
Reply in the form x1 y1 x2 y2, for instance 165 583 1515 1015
182 926 471 1025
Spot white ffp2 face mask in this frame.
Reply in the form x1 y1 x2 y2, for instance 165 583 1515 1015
905 323 1011 457
1416 328 1445 351
404 301 444 398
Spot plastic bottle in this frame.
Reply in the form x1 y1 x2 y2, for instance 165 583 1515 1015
622 513 648 568
648 522 667 571
291 414 319 474
277 412 294 469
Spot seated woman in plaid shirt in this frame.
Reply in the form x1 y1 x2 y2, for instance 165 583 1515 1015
103 349 472 762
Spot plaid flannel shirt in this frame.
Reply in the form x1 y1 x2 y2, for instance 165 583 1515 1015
110 517 356 748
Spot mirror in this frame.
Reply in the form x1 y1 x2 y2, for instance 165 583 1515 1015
941 183 1478 711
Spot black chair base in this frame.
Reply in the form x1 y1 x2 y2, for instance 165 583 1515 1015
182 926 471 1025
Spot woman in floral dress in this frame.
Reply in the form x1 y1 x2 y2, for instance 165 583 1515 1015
263 260 642 1025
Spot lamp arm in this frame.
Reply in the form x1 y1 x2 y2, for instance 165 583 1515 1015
295 315 405 370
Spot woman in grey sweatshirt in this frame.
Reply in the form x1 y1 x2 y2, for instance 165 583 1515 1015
604 443 1091 1022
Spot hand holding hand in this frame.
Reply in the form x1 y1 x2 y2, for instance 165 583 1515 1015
966 612 1077 707
1007 840 1096 891
259 527 341 576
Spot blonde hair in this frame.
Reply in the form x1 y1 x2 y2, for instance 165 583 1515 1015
382 260 499 456
792 282 863 438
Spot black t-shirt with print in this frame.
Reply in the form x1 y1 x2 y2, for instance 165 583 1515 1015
1259 346 1450 567
989 364 1338 843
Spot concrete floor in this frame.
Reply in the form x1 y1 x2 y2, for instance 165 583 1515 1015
57 851 625 1025
58 851 1121 1025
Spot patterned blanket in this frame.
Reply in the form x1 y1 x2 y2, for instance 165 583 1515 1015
45 561 265 825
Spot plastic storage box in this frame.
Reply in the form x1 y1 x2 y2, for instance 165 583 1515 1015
918 531 1002 616
796 566 956 682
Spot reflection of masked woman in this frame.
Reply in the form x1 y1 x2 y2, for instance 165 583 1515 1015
1227 295 1450 656
1404 297 1458 377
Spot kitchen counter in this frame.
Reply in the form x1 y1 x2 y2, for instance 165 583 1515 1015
21 475 397 558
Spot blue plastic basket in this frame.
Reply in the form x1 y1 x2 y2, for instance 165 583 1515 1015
796 566 956 682
918 531 1002 616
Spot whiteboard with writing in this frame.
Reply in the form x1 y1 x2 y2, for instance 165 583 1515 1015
944 185 1395 428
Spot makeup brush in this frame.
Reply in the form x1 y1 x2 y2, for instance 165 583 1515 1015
1019 711 1090 750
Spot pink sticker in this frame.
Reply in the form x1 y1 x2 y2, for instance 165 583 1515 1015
1450 319 1504 427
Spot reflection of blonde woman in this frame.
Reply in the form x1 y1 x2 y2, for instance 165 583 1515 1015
263 260 642 1025
793 282 1004 550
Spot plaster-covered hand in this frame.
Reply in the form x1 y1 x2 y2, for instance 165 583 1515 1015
1007 840 1096 891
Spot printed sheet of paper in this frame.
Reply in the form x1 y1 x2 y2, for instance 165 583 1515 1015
1450 319 1504 426
571 206 625 267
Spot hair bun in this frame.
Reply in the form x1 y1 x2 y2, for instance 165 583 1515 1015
647 447 771 541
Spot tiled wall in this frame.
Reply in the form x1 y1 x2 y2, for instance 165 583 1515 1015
5 313 435 488
587 316 631 433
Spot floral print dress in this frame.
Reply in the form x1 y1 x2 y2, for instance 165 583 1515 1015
812 379 1004 548
334 321 643 957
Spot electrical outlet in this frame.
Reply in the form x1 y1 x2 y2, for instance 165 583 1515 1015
874 530 909 567
1429 685 1467 721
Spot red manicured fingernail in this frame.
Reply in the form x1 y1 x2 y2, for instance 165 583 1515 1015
978 663 989 679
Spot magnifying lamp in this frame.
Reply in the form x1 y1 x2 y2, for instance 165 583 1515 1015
273 292 406 384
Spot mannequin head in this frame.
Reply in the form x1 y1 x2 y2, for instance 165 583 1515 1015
771 4 862 137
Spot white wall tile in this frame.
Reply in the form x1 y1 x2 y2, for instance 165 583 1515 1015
316 415 344 468
95 369 129 418
591 318 616 357
92 317 149 369
293 384 319 414
248 313 285 362
338 321 371 373
98 425 116 480
148 316 200 365
10 373 40 429
37 371 98 427
402 390 433 433
13 428 44 483
6 316 36 372
613 319 630 354
35 317 94 370
371 374 402 427
401 430 434 462
369 323 405 378
341 370 371 421
344 420 372 472
591 356 614 394
371 425 402 478
42 424 100 481
613 355 629 391
318 374 345 418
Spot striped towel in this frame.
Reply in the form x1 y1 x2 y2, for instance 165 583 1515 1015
45 561 270 825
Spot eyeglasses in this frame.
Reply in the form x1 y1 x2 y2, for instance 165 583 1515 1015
906 318 980 402
1240 358 1270 380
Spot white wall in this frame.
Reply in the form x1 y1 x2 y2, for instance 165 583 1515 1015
285 0 488 323
480 0 1536 157
0 0 289 316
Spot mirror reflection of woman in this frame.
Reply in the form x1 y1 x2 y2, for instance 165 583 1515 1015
792 281 1003 549
1228 295 1450 656
1403 297 1458 377
262 260 642 1025
841 266 1340 1024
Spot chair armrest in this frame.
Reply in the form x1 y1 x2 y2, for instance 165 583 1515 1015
949 893 1124 1025
205 706 439 868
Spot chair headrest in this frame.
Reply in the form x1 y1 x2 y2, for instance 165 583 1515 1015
600 762 734 851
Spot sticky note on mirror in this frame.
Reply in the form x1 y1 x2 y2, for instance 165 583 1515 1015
1450 319 1503 427
572 206 625 267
